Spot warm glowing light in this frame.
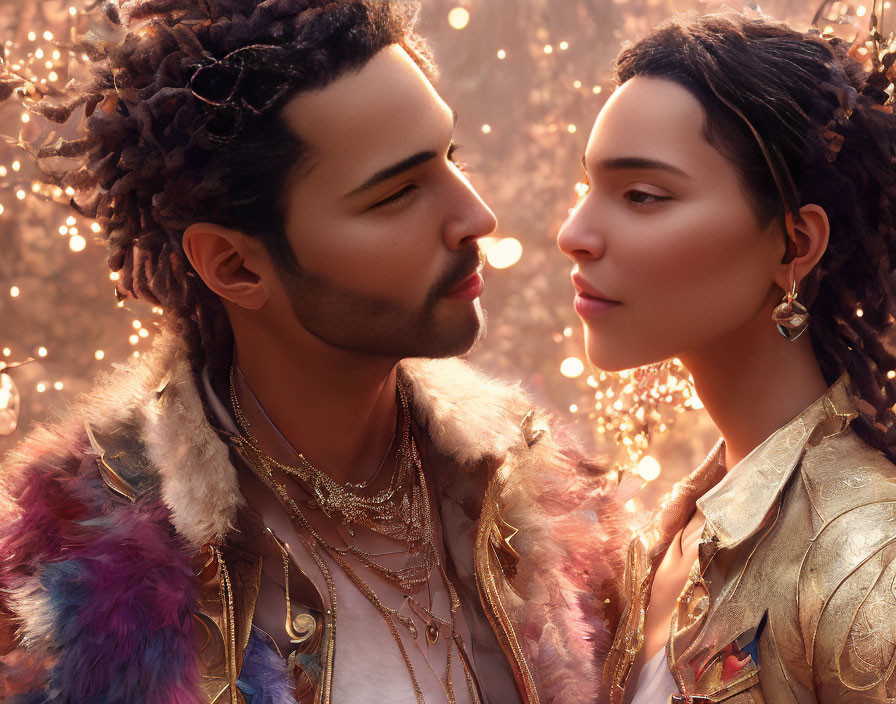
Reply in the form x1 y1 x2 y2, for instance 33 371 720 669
65 215 76 226
0 166 7 177
497 49 506 60
27 32 36 41
21 113 30 123
559 41 569 50
36 383 46 393
65 187 75 195
544 44 553 54
857 308 864 317
569 404 578 413
11 161 20 172
9 286 19 298
563 327 573 337
69 234 87 252
138 328 149 338
129 335 139 345
567 124 577 133
53 381 63 391
43 31 53 41
52 50 60 60
888 370 896 380
132 351 140 358
561 357 585 379
573 80 582 89
485 237 523 269
481 124 492 134
95 350 105 361
575 181 590 198
110 271 121 281
48 72 59 82
447 7 470 30
636 456 662 482
592 86 602 94
132 320 142 329
59 226 69 235
1 349 9 357
37 347 47 358
91 222 102 233
15 190 25 201
858 4 868 15
624 499 637 512
69 6 78 15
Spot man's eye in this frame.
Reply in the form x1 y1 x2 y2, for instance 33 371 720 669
374 185 418 208
447 142 467 172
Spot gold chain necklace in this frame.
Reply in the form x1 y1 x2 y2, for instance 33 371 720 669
227 369 480 703
229 368 437 592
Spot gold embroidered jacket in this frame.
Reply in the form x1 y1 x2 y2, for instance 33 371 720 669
0 332 621 704
602 375 896 703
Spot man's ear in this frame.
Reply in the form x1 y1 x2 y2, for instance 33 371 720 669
774 204 830 292
182 223 269 310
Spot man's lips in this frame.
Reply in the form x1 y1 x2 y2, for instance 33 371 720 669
571 273 621 303
444 269 485 299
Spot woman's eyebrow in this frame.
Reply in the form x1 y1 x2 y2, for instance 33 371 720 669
583 155 691 178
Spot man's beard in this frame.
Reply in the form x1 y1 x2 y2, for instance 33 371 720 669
275 248 486 359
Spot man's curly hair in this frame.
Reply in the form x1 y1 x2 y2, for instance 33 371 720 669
3 0 433 381
615 13 896 461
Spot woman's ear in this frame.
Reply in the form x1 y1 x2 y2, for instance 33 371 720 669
775 204 830 292
182 223 269 310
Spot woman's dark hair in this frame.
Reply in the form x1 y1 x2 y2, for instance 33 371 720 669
2 0 433 382
614 13 896 461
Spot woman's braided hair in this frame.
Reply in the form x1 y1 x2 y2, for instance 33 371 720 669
615 13 896 461
2 0 433 381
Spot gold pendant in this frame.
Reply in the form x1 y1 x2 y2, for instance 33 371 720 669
426 623 439 644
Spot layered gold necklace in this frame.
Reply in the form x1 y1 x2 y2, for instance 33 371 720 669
228 367 481 704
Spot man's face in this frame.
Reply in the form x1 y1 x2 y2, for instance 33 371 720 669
269 45 497 359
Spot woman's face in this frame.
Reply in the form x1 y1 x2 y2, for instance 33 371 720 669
557 76 786 371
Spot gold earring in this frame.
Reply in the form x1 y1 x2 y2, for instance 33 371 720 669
772 262 810 341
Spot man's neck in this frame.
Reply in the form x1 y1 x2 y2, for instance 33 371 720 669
230 329 401 487
682 314 830 470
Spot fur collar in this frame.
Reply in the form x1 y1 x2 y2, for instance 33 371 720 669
53 332 556 550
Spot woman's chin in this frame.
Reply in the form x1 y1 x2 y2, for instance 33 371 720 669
583 337 665 373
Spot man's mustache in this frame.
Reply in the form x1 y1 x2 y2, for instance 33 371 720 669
429 247 485 301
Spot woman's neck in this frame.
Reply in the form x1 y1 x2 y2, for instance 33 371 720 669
682 316 830 469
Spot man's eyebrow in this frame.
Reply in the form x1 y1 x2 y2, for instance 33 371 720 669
346 150 439 198
582 155 690 178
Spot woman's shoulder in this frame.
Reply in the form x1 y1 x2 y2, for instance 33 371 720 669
798 424 896 524
795 426 896 693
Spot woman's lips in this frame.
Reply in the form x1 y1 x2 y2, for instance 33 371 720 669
574 292 621 318
444 271 485 301
571 274 621 318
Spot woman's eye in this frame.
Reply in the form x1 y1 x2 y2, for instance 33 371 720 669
374 185 418 209
625 189 670 206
